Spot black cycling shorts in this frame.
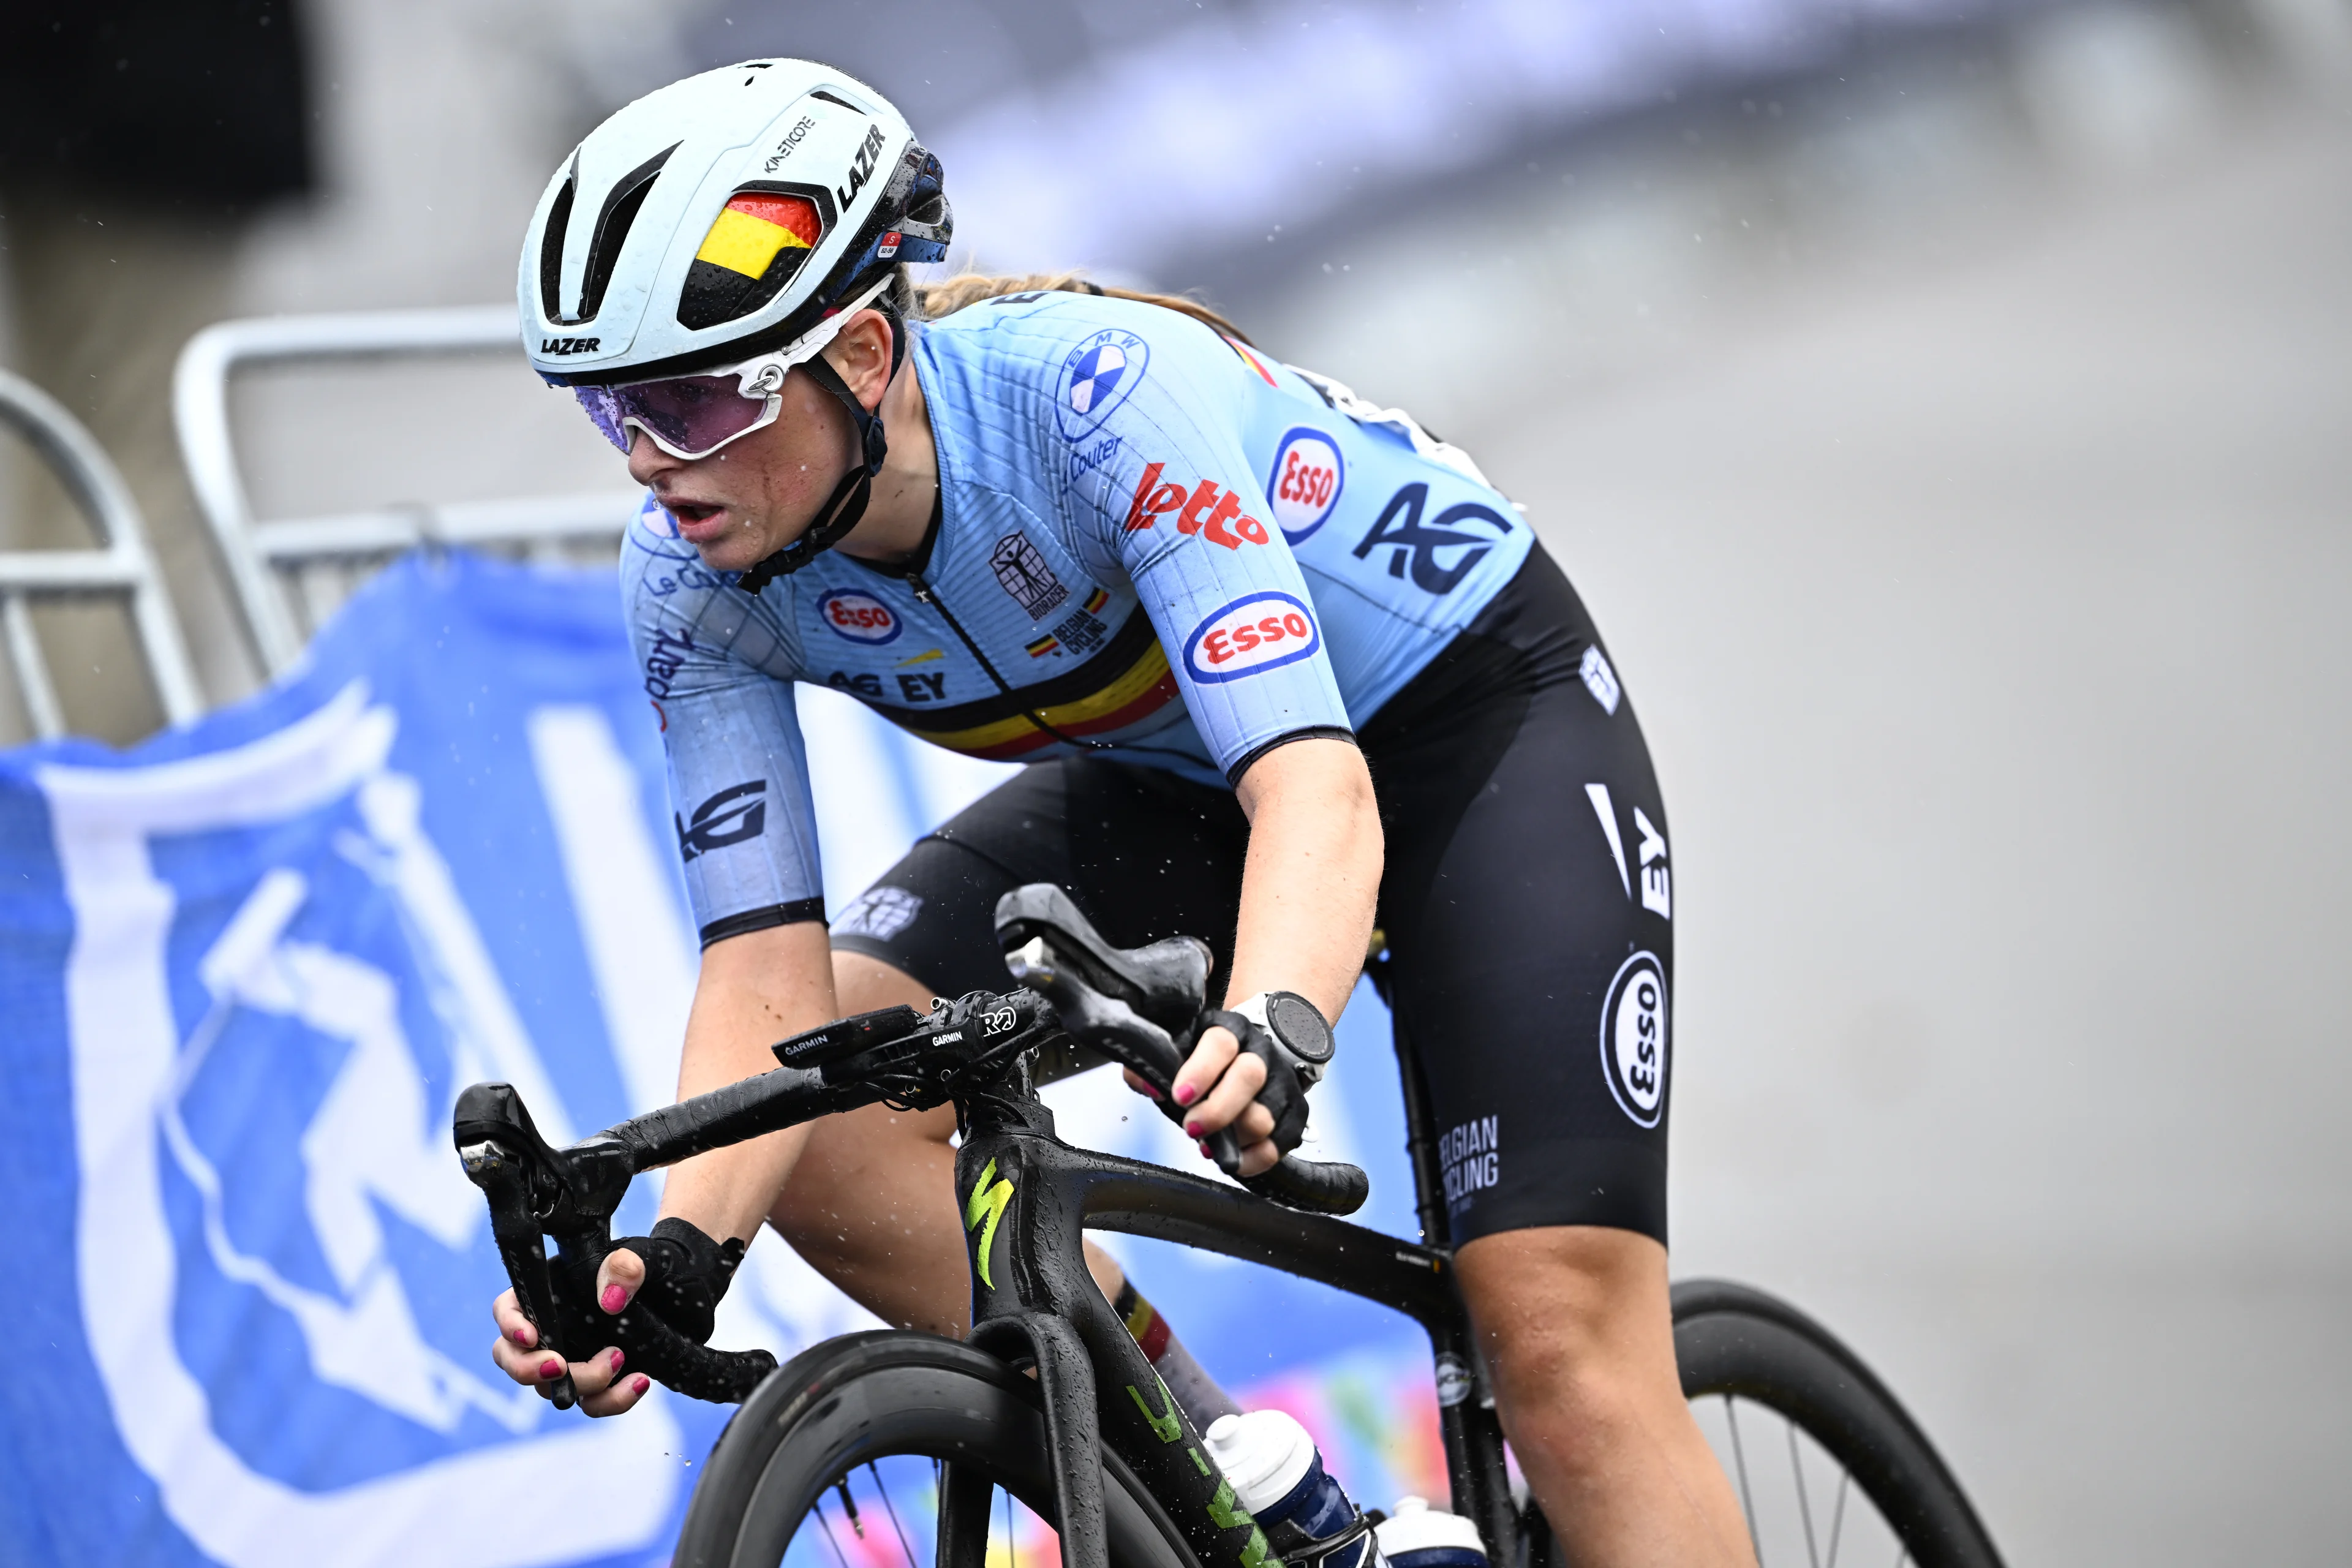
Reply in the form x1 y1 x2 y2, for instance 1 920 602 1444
829 547 1675 1248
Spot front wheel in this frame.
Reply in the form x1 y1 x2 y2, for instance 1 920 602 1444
676 1330 1201 1568
1673 1280 2005 1568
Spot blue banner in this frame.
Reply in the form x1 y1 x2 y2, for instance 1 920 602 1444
1 551 1437 1568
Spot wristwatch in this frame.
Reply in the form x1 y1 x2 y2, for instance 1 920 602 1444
1231 990 1335 1088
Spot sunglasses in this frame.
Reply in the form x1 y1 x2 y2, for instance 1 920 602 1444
573 277 890 461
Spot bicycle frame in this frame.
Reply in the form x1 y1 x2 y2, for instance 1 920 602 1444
950 1017 1523 1568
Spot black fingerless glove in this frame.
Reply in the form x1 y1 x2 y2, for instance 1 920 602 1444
609 1217 746 1346
1199 991 1334 1158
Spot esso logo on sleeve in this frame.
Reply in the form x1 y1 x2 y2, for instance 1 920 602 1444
1266 427 1344 544
816 588 902 644
1182 591 1322 684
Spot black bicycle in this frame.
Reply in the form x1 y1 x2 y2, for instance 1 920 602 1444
454 884 2003 1568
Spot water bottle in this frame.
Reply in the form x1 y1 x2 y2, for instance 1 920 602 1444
1203 1410 1382 1568
1373 1497 1489 1568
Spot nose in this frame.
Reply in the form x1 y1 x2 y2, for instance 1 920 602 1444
624 429 680 488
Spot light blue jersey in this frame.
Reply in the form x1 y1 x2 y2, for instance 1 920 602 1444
624 290 1533 941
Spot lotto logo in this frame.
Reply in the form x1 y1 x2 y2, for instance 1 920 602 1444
1267 427 1344 544
1123 462 1270 549
816 588 901 644
1182 591 1321 684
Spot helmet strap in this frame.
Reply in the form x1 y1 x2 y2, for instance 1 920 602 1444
736 330 895 595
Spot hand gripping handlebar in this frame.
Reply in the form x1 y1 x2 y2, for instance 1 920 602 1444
992 884 1371 1217
453 1084 780 1408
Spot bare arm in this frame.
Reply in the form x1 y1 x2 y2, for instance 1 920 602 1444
1166 736 1384 1174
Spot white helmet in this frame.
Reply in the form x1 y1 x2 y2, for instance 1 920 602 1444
518 58 951 388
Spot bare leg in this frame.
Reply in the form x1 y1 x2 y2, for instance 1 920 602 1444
767 951 1133 1335
1455 1226 1756 1568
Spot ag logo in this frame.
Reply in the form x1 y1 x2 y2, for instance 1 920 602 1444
1352 481 1513 595
676 780 767 861
1057 328 1149 439
1182 591 1321 684
817 587 902 644
1266 427 1344 544
1600 952 1669 1128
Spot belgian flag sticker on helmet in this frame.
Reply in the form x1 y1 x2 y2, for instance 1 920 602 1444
677 190 825 330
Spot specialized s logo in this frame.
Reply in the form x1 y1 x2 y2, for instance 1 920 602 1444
963 1157 1014 1290
1352 481 1513 595
1057 329 1150 439
836 123 886 208
816 587 902 644
1182 592 1320 684
675 780 767 862
1266 428 1344 544
1600 952 1668 1128
1123 463 1270 548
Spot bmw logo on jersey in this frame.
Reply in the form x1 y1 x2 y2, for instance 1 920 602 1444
1057 329 1149 440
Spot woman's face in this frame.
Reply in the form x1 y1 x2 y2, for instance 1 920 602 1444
625 360 858 574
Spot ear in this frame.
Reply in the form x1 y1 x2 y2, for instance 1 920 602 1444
821 309 897 412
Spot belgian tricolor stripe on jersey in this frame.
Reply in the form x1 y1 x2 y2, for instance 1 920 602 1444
678 192 823 328
853 609 1181 761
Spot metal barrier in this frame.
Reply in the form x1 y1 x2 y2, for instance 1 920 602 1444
172 305 642 677
0 369 203 737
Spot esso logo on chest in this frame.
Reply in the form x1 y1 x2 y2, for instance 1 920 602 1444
1182 591 1322 684
816 588 902 644
1266 426 1344 544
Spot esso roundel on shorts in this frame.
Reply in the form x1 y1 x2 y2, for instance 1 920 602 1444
519 59 950 386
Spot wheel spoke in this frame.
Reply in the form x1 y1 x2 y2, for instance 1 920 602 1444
871 1461 919 1568
1787 1417 1819 1568
815 1493 854 1568
1826 1471 1850 1568
1724 1396 1761 1566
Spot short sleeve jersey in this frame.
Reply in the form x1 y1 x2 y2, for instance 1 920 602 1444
625 290 1533 943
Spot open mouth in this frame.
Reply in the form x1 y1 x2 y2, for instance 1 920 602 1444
664 499 723 527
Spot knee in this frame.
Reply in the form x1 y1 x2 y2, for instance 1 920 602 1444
1454 1226 1679 1451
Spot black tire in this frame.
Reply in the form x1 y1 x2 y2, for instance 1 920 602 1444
677 1330 1203 1568
1672 1280 2005 1568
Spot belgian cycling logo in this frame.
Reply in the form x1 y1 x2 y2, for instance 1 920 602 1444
1182 592 1321 684
1352 481 1513 595
1057 328 1149 440
1600 952 1669 1128
817 587 902 644
1438 1115 1499 1218
1266 427 1344 544
832 885 923 941
991 533 1070 618
676 779 768 861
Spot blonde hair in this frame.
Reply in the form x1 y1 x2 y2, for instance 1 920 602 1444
908 270 1254 345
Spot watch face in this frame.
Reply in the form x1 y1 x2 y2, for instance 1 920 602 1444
1267 991 1335 1063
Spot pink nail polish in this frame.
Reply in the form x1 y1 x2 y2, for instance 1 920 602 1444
601 1284 627 1314
1174 1083 1197 1106
508 1325 532 1345
540 1358 564 1381
609 1348 626 1373
633 1374 651 1395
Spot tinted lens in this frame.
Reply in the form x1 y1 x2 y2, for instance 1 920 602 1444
611 374 771 458
574 386 630 451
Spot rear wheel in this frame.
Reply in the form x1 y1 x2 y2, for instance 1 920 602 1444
676 1330 1200 1568
1673 1281 2005 1568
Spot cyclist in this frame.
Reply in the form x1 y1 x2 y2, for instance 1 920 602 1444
488 60 1754 1567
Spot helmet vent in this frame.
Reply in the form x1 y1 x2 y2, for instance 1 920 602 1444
809 90 865 114
538 168 575 322
576 141 679 323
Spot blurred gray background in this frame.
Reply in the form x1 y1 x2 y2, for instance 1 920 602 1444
3 1 2347 1562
